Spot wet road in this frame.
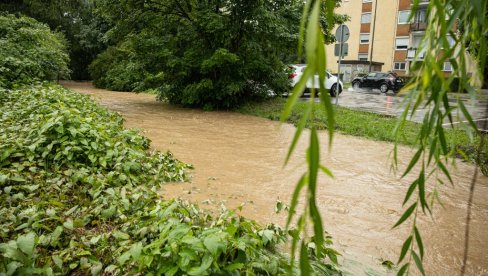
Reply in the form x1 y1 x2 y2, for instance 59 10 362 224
63 81 488 275
328 88 488 129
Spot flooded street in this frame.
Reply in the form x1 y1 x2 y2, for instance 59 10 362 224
63 81 488 275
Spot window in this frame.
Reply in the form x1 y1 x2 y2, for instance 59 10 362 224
362 0 372 2
394 62 406 70
398 11 411 24
360 33 370 44
361 13 371 24
443 62 452 71
414 9 427 23
358 53 368 61
395 37 409 50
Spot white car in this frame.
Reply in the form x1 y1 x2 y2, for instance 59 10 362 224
288 64 343 97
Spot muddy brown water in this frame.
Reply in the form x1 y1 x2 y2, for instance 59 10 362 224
62 81 487 275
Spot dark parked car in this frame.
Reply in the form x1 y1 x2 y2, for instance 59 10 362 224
351 72 404 93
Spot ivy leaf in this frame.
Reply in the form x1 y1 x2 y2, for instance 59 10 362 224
204 233 227 257
17 232 36 257
187 254 213 275
6 261 22 275
113 231 130 240
52 255 63 269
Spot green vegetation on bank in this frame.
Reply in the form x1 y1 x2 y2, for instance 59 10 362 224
0 83 339 275
0 14 69 88
236 97 487 174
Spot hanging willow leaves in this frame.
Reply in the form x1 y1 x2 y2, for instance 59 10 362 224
281 0 340 273
393 0 488 274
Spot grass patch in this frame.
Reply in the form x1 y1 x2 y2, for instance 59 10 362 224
236 97 486 174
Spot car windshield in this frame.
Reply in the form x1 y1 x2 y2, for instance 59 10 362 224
367 72 377 77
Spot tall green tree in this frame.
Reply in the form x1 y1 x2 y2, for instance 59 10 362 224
90 0 346 109
0 14 69 87
0 0 107 80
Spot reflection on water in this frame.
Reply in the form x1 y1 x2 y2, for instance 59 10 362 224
63 81 488 275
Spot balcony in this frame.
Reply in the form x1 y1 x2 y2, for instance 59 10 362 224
410 22 427 32
406 48 426 60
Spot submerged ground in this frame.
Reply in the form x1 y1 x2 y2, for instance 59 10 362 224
62 81 488 275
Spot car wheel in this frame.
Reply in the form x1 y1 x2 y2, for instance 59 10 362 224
352 81 360 90
330 84 338 97
379 83 389 93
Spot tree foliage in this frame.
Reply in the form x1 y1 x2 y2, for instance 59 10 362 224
0 0 107 80
90 0 345 109
0 14 69 88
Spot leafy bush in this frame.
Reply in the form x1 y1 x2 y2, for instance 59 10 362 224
0 84 339 274
0 14 69 88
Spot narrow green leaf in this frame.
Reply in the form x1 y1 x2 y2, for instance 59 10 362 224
418 169 430 214
310 201 324 258
305 1 320 61
411 250 426 276
442 92 454 126
403 180 418 206
427 138 437 166
308 127 320 193
297 0 312 58
397 263 409 276
398 236 413 263
284 101 312 165
402 148 423 178
286 174 307 229
319 165 334 178
437 161 453 185
414 226 424 259
281 65 313 122
299 241 311 275
438 126 448 155
458 100 478 132
393 202 417 228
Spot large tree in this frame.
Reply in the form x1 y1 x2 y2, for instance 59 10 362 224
0 14 69 87
90 0 345 109
0 0 107 80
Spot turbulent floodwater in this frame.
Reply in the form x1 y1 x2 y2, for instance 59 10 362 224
63 81 488 275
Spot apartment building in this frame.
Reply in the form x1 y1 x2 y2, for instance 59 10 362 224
326 0 453 82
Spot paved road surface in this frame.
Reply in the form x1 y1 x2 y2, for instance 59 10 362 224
317 88 488 130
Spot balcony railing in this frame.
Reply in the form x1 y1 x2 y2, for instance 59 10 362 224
406 48 426 60
410 22 427 32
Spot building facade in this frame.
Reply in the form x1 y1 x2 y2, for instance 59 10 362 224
326 0 453 82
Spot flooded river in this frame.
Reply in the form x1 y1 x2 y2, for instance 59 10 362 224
62 81 487 275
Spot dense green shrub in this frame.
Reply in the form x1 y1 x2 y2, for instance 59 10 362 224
0 84 339 274
0 14 70 88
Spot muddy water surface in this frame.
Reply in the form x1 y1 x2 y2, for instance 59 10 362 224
63 81 488 275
